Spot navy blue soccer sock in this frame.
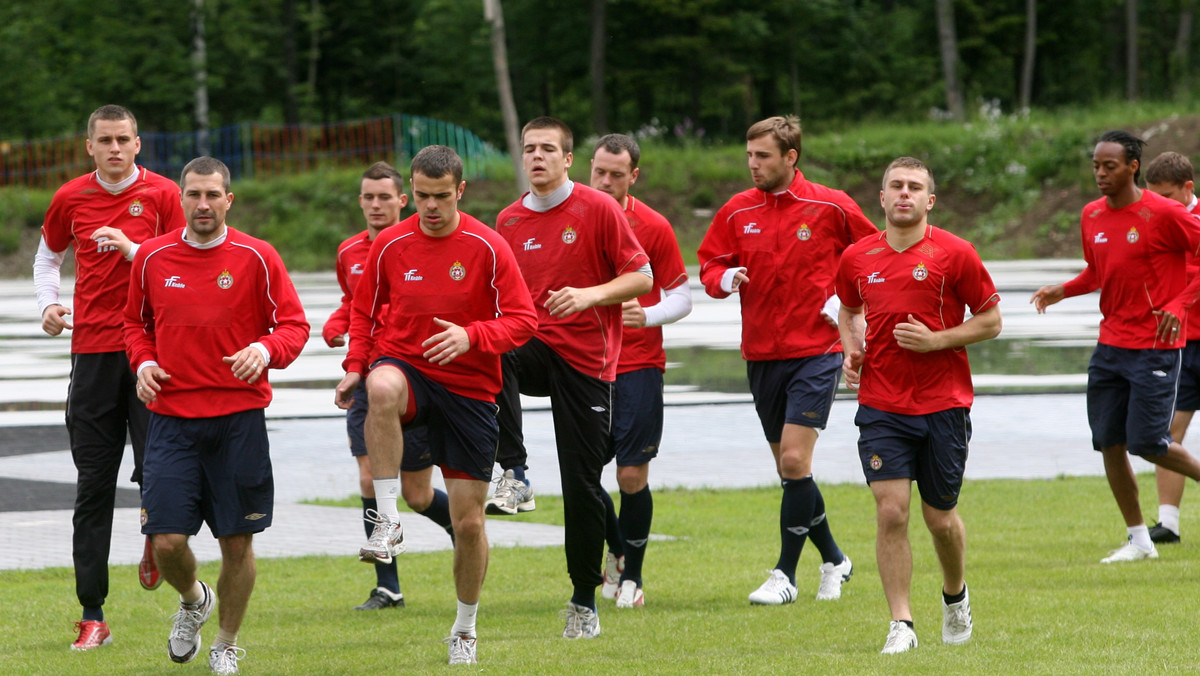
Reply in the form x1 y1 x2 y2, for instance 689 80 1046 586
618 485 653 586
806 483 845 565
419 489 456 542
776 476 817 583
363 497 400 594
82 606 104 622
599 490 624 556
570 585 596 611
510 465 529 486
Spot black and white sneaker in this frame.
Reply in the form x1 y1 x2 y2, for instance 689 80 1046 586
354 587 405 610
1149 522 1181 544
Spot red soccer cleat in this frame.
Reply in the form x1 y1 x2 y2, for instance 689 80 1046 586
139 534 162 590
70 620 112 650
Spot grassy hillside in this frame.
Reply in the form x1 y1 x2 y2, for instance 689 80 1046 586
3 101 1198 276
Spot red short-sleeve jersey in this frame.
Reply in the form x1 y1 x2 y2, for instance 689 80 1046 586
618 196 688 374
836 225 1000 415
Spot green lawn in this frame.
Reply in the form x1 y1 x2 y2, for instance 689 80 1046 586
3 475 1192 674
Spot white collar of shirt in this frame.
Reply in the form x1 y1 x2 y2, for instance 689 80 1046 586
523 180 574 213
182 227 228 249
96 167 140 194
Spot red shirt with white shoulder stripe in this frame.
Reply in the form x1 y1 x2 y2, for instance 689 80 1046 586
618 196 688 374
323 230 372 346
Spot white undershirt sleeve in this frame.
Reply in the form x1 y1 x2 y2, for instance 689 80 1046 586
821 295 841 327
720 267 748 294
642 282 693 328
33 236 66 315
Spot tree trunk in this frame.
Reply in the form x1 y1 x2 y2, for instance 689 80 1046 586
590 0 607 134
282 0 300 124
191 0 209 156
1019 0 1036 110
483 0 526 194
1172 0 1195 99
1126 0 1138 101
306 0 321 112
935 0 965 121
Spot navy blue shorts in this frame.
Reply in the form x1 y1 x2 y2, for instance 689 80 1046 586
747 354 842 443
141 409 273 538
854 404 971 510
346 380 431 471
370 357 498 481
1176 340 1200 412
1087 344 1178 456
612 367 663 467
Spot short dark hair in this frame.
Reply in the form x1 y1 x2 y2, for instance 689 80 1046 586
180 156 231 192
410 145 463 185
521 116 574 154
747 115 802 167
362 161 405 194
882 156 936 194
1145 151 1194 186
1097 130 1147 183
88 104 138 138
593 134 640 169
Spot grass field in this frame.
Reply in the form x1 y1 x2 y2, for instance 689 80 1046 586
3 474 1195 675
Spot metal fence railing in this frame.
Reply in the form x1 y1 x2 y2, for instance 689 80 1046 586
0 114 501 189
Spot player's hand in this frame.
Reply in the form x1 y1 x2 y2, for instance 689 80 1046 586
91 226 133 258
41 304 73 336
1154 309 1184 343
842 350 864 390
545 286 600 317
622 300 647 328
422 318 471 365
894 314 941 353
730 270 749 293
1030 284 1065 314
223 346 268 383
334 372 361 410
328 334 346 347
136 366 171 404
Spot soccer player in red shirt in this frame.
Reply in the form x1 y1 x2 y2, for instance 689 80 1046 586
698 116 875 608
589 134 692 610
1143 151 1200 544
1033 132 1200 564
33 104 185 650
126 156 310 672
837 156 1000 654
335 145 537 664
493 117 652 639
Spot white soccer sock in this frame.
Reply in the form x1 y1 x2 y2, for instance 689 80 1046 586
1128 524 1153 550
452 599 478 637
373 479 401 519
1159 505 1181 534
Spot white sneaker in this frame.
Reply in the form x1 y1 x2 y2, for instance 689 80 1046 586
485 470 537 515
748 569 797 605
881 620 918 654
561 602 601 639
942 585 973 645
208 643 246 675
168 581 214 663
359 509 405 564
445 633 478 664
601 551 625 600
615 580 644 608
816 555 853 600
1100 540 1158 563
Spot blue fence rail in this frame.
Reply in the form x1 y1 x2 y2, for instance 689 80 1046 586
0 114 502 189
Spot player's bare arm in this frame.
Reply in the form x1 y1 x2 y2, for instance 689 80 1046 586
895 305 1002 353
334 371 361 410
422 317 471 365
838 304 866 389
545 269 652 318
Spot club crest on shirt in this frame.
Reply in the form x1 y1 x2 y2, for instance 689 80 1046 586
217 269 234 289
449 260 466 281
796 224 812 241
869 455 883 471
562 225 577 244
128 198 144 217
1126 227 1139 244
912 262 928 281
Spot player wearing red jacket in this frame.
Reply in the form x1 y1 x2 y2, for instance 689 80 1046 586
126 157 309 673
493 117 652 640
698 116 876 608
837 157 1000 654
588 134 692 610
335 145 536 665
1033 132 1200 565
33 105 185 650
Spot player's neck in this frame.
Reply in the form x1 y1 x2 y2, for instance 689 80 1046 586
1106 185 1142 210
884 221 927 252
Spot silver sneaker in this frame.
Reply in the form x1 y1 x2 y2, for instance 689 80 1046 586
816 555 853 600
209 643 246 675
445 633 478 664
748 569 797 605
881 620 918 654
561 602 601 639
942 585 973 645
485 469 536 515
359 509 405 564
168 581 214 663
601 551 624 600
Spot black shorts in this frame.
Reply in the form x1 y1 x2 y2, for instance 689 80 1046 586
854 404 971 511
141 409 273 538
612 367 663 467
1176 340 1200 412
747 354 842 443
370 357 498 481
346 380 430 471
1087 344 1178 455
